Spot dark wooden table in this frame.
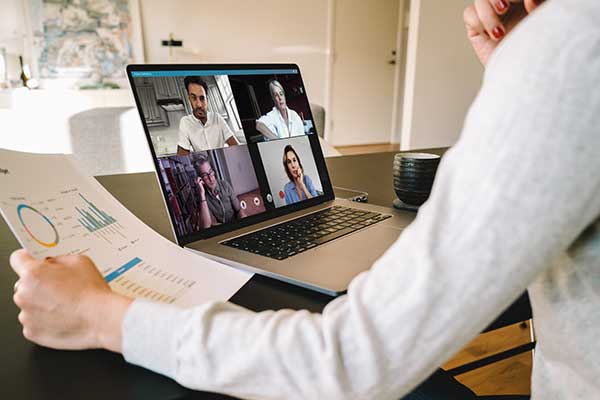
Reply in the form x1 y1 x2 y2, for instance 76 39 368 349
4 148 520 400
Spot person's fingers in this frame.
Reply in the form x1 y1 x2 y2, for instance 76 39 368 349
475 0 506 41
523 0 544 13
490 0 510 15
464 5 485 37
51 255 100 277
463 4 489 39
51 253 88 265
9 249 36 277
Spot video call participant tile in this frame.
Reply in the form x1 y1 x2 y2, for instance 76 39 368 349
131 74 244 157
257 135 323 209
157 146 265 238
229 74 316 144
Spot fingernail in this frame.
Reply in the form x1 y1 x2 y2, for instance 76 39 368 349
495 0 508 12
492 26 505 40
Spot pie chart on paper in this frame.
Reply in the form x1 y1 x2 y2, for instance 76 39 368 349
16 204 60 248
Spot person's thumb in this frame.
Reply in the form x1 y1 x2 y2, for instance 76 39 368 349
9 249 36 277
523 0 544 14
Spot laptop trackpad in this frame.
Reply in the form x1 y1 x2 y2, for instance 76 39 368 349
279 224 403 292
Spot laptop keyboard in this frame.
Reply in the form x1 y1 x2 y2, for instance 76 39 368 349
221 206 391 260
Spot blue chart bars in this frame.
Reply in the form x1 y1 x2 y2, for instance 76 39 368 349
76 194 116 232
105 257 142 283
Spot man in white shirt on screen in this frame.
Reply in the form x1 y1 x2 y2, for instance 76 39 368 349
176 76 239 155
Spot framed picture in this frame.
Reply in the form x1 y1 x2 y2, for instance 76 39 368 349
25 0 145 88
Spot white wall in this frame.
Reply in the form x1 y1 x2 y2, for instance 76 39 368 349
399 0 483 149
138 0 329 108
0 0 30 82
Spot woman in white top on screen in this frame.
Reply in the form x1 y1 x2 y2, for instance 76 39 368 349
255 79 305 140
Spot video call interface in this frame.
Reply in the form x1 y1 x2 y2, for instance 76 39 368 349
130 68 326 240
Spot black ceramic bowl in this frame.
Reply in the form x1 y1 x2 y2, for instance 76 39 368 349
393 178 435 193
395 152 441 163
394 164 439 174
393 152 441 206
393 169 437 180
393 189 430 206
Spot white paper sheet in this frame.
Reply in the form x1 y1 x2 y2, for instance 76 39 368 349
0 148 252 308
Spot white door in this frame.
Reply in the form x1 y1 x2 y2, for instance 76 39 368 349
328 0 401 146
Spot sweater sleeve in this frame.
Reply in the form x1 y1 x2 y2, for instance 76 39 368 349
122 4 600 400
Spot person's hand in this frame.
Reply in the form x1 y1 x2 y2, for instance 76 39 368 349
196 176 206 199
294 168 305 189
463 0 545 65
10 250 132 352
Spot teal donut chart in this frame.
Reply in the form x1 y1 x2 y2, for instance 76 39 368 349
16 204 59 248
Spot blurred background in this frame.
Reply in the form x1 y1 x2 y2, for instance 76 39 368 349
0 0 482 172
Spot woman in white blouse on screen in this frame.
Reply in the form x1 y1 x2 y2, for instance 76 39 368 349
255 79 305 140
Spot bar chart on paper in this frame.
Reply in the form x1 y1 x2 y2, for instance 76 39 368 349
106 257 197 304
75 193 127 244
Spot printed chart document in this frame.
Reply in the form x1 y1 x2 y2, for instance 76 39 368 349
0 149 252 308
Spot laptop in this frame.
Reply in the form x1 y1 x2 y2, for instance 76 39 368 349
126 64 411 295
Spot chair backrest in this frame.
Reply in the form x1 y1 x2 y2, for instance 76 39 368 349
309 102 325 138
68 106 154 176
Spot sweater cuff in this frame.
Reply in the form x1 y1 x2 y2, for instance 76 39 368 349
121 299 190 379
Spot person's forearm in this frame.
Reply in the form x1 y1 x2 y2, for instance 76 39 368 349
296 184 312 200
225 135 239 146
199 199 212 229
256 121 278 139
302 186 313 199
95 293 133 353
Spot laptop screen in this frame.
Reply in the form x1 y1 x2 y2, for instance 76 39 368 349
127 64 333 245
